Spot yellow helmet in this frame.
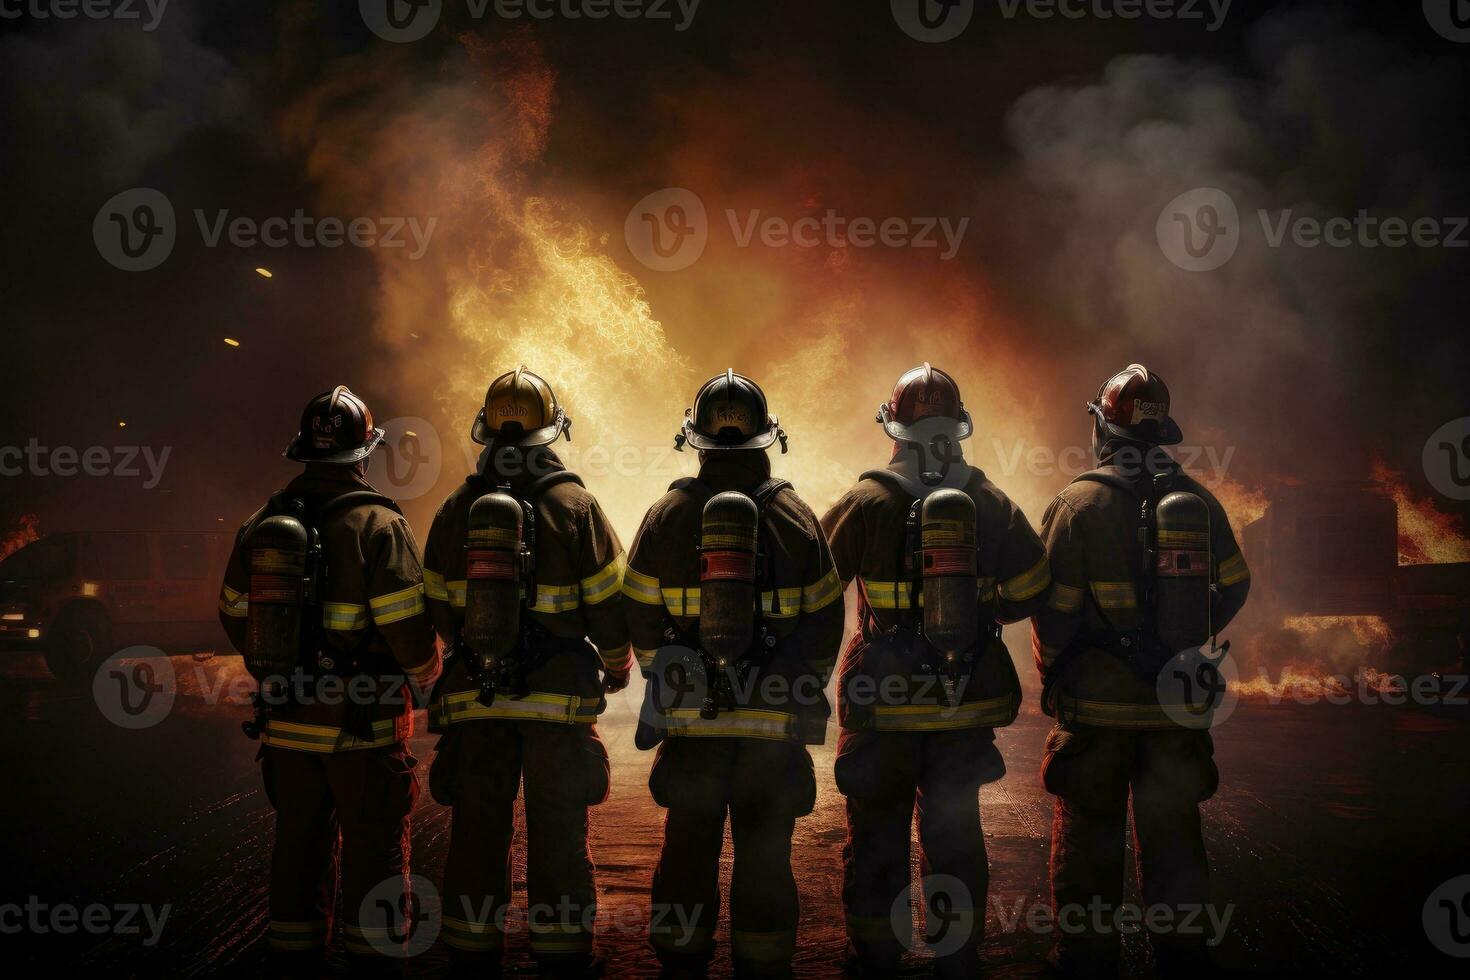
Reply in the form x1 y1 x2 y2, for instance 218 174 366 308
470 366 570 447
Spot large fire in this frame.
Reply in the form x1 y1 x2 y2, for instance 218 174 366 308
0 514 40 563
1371 460 1470 565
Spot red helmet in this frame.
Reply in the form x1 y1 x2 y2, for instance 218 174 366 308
284 385 385 464
877 363 973 443
1087 364 1183 446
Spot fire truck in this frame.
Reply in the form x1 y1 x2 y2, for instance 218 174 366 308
0 530 231 684
1240 481 1470 672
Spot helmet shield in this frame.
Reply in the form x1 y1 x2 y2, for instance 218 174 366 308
1087 363 1184 446
284 385 385 464
879 362 974 444
680 369 782 452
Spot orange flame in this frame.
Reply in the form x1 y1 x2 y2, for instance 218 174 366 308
1370 460 1470 565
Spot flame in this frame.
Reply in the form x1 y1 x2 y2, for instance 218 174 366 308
1233 663 1406 700
1282 614 1394 648
1209 476 1269 530
0 514 40 562
1370 460 1470 565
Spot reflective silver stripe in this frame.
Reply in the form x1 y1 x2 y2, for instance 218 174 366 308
530 583 580 614
861 578 995 610
219 586 249 618
322 602 370 631
261 717 399 752
801 568 843 613
663 587 701 617
580 554 626 605
622 567 663 605
444 580 468 609
371 584 425 625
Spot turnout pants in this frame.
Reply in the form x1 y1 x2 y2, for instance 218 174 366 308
647 736 817 978
1042 725 1220 980
834 727 1005 978
431 719 611 972
259 743 419 965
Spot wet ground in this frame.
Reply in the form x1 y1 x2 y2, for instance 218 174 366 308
1 650 1467 977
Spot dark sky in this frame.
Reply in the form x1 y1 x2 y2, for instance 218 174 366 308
1 0 1466 539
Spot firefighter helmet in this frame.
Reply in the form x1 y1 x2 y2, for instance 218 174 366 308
1087 363 1183 446
877 363 974 443
471 366 570 448
677 369 787 453
284 385 385 464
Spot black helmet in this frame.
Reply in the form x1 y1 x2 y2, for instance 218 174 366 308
675 369 787 453
284 385 385 464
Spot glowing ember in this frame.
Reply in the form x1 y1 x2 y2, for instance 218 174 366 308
0 514 40 562
223 337 241 347
254 267 273 278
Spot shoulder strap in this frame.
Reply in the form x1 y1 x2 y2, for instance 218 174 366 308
316 490 403 521
1069 470 1140 497
858 468 905 492
751 477 791 511
523 469 585 501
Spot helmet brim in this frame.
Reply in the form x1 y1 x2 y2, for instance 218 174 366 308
681 417 781 452
284 427 386 464
878 405 974 444
470 408 568 448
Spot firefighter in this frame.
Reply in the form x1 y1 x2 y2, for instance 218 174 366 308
423 367 630 978
217 385 440 974
1031 364 1251 979
623 369 843 979
820 363 1051 979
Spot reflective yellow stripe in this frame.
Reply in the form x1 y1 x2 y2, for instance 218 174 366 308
424 568 449 602
801 568 843 613
322 602 370 631
442 914 505 951
1001 555 1051 601
371 583 426 625
635 647 659 669
529 921 594 953
529 582 581 614
663 587 700 617
622 566 663 605
1089 580 1138 609
871 695 1019 731
761 587 802 619
861 578 995 609
1047 582 1085 615
1053 695 1187 729
261 717 400 753
580 554 626 605
444 579 468 609
731 929 796 963
1158 529 1209 548
219 588 249 618
1217 550 1250 587
659 707 798 741
429 690 598 727
268 919 329 951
